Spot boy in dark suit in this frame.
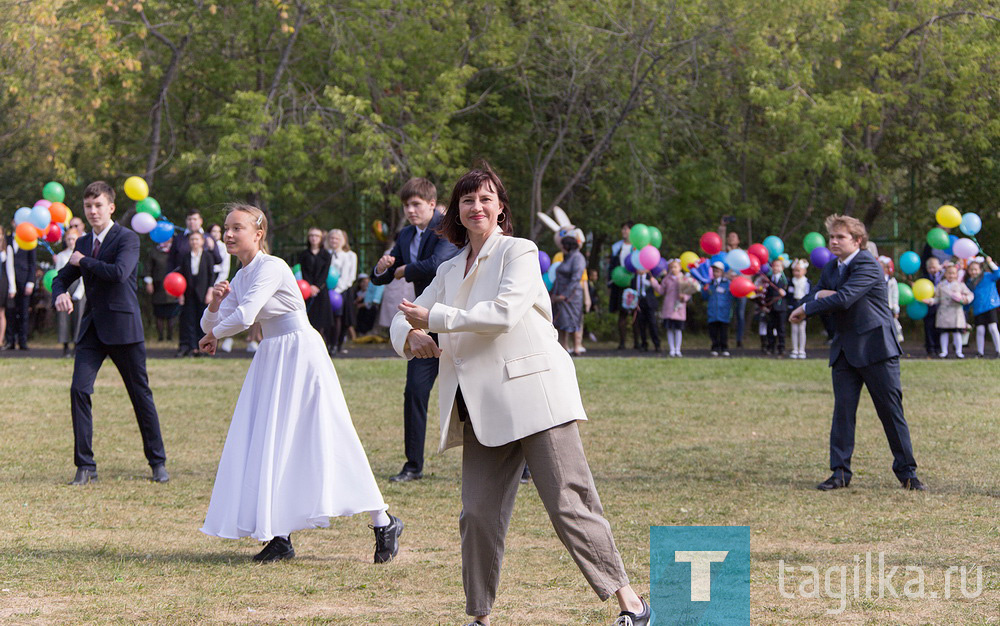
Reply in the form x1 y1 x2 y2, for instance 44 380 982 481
176 231 215 357
4 232 36 350
371 178 459 482
52 181 169 485
790 214 924 491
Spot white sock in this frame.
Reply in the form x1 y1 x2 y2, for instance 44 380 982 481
977 326 986 355
369 509 391 528
954 332 963 356
674 329 683 353
940 332 949 356
990 323 1000 354
666 328 677 354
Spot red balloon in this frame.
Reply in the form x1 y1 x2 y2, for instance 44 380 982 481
163 272 187 297
747 243 769 265
45 223 62 243
296 279 312 301
699 231 722 255
730 276 756 298
740 254 761 276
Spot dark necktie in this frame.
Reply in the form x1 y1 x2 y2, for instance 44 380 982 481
92 238 101 258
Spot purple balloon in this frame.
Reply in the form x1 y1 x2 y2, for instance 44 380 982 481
810 246 833 268
328 289 344 313
623 253 638 273
655 258 670 276
538 250 551 274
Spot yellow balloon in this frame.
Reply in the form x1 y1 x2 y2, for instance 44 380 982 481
14 234 37 250
64 206 73 227
935 205 961 229
124 176 149 201
912 278 935 302
679 250 700 271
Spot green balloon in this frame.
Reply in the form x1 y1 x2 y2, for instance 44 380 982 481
136 196 161 218
803 231 825 253
611 265 634 288
648 226 663 249
927 227 950 250
897 283 914 307
43 181 65 203
43 269 58 292
629 223 651 249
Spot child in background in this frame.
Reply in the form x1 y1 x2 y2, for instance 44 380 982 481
787 259 811 359
965 256 1000 357
654 259 693 357
752 273 771 353
763 258 788 356
633 268 661 353
925 263 973 358
923 256 943 356
878 256 903 343
702 261 733 356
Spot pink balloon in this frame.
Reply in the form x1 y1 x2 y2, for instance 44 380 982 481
638 245 661 271
33 199 52 209
952 238 979 260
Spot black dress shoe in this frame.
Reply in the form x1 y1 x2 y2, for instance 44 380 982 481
372 514 403 563
816 475 849 491
176 347 191 358
253 535 294 562
388 470 422 483
900 477 927 491
614 596 652 626
151 464 170 483
520 465 532 484
69 468 98 485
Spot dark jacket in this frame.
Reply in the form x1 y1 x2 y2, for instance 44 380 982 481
371 212 459 297
7 236 37 289
178 249 216 304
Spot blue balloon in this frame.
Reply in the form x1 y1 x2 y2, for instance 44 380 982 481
13 207 32 225
726 248 751 272
29 205 51 230
946 234 958 255
906 301 928 320
629 249 643 272
547 260 561 283
150 221 175 243
328 289 344 313
542 272 554 291
960 212 982 237
538 250 551 274
899 251 921 275
326 268 341 290
763 235 784 261
690 260 711 284
810 246 833 268
709 252 730 271
624 253 638 273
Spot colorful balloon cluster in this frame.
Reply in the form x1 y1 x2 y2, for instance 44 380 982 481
12 182 72 251
682 230 793 298
125 176 176 243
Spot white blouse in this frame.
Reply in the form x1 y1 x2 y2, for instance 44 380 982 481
329 249 357 293
201 252 304 338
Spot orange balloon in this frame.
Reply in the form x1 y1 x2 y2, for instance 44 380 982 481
15 221 38 242
48 201 68 224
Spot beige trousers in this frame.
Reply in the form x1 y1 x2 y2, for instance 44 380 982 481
460 419 630 616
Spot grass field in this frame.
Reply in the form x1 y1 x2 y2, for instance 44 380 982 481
0 355 997 625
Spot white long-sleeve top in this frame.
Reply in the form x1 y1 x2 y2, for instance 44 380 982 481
329 249 357 293
54 248 86 300
200 251 304 338
3 244 15 293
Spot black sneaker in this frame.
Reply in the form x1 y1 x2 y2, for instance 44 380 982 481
372 514 403 563
253 535 294 563
614 596 652 625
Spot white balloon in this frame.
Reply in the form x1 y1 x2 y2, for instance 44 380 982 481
131 211 157 234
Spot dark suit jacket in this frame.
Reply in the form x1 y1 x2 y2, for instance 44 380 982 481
168 230 223 272
371 212 459 297
803 249 900 367
51 223 145 345
178 251 216 303
7 236 37 289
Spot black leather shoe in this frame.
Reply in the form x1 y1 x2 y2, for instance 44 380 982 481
817 475 849 490
176 347 191 358
901 477 927 491
614 596 651 626
69 468 98 485
388 470 422 483
151 464 170 483
372 514 403 563
253 535 294 563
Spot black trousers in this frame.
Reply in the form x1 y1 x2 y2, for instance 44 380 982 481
829 354 917 482
635 303 660 349
402 352 440 474
70 326 167 469
5 290 30 347
766 309 786 352
708 321 729 352
923 305 940 354
179 298 206 350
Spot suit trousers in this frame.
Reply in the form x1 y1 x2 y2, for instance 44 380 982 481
829 353 917 482
179 299 206 350
402 354 439 474
5 291 30 347
460 420 629 616
70 326 167 469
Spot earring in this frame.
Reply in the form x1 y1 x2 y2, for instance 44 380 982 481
497 212 506 223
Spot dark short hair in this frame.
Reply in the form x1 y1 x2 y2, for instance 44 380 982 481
187 230 204 240
621 220 635 229
561 236 579 251
186 208 202 218
437 162 513 246
84 181 115 202
398 178 437 204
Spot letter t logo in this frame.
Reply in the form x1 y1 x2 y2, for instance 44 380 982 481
675 551 729 601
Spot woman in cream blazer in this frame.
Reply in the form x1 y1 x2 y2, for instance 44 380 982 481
391 165 650 626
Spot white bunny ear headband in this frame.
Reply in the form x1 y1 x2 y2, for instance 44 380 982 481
537 206 584 246
791 259 809 270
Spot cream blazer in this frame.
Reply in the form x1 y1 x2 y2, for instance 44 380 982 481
391 229 588 452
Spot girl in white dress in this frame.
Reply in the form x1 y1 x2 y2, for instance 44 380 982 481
197 204 403 563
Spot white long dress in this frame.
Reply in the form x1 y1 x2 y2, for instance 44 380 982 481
199 251 386 541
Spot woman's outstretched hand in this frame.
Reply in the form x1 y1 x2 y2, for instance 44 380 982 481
399 299 430 329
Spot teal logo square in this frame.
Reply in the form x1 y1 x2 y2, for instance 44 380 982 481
650 526 751 624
